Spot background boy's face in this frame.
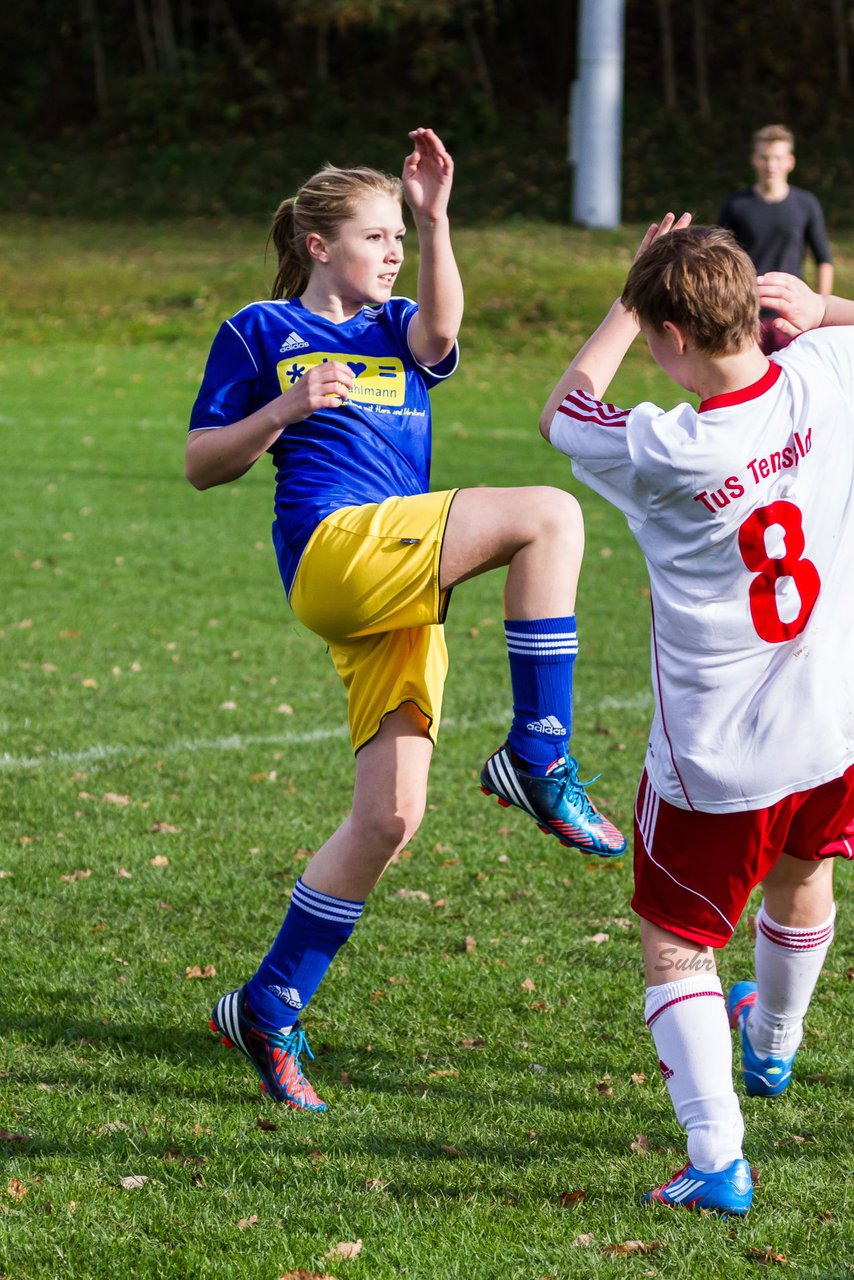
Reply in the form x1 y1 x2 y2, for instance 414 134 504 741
751 141 795 188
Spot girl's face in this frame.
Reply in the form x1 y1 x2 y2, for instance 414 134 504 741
322 194 406 305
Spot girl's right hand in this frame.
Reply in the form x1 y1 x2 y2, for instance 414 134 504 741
280 360 355 425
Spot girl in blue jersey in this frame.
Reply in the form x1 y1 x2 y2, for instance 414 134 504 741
187 127 624 1109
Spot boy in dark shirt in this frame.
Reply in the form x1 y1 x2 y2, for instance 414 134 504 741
718 125 832 352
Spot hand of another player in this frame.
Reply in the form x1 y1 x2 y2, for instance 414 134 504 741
633 211 692 262
280 360 354 424
757 271 825 338
402 127 454 224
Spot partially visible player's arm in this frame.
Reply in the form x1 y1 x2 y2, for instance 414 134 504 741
757 272 854 338
541 212 691 442
185 361 354 490
540 300 638 441
817 261 834 296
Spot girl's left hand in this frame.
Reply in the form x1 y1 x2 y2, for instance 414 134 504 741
402 127 454 222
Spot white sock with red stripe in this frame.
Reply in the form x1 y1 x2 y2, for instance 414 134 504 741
645 975 744 1173
749 900 836 1059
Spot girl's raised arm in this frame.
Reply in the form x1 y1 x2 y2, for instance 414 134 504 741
403 128 464 369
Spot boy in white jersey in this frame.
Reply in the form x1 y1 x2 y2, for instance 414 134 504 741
542 218 854 1215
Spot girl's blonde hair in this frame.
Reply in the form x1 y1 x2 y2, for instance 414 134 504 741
270 164 403 299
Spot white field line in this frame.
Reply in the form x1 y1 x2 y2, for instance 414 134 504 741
0 693 653 773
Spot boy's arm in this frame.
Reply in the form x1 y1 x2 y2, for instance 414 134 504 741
540 300 639 441
540 212 691 442
757 272 854 339
817 261 834 297
402 128 464 368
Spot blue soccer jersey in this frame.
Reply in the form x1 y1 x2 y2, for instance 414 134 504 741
189 296 458 595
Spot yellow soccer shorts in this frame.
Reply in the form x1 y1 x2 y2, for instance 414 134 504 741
289 489 459 752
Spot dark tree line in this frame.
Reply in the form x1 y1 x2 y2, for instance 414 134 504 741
3 1 854 222
4 0 852 141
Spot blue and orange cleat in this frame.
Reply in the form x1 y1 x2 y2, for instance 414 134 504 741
728 980 795 1098
645 1157 753 1215
480 743 626 857
210 986 327 1111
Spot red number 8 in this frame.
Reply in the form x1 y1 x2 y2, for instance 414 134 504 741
738 501 820 643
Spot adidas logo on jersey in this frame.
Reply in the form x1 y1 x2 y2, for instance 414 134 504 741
267 983 303 1009
279 331 309 353
526 714 566 736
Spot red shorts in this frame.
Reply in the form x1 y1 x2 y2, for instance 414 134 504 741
632 764 854 948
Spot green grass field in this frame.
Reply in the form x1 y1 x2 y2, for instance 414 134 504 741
1 218 852 1280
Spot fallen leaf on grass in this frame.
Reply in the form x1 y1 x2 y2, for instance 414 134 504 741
520 977 536 992
185 965 217 980
439 1144 461 1158
463 935 477 952
630 1133 652 1154
5 1179 27 1200
150 855 170 867
558 1189 587 1207
460 1037 485 1049
0 870 13 878
278 1272 338 1280
0 1130 30 1144
324 1240 362 1261
572 1233 595 1247
602 1241 665 1257
595 1079 614 1097
117 868 133 879
748 1245 789 1266
630 1072 647 1084
361 1178 388 1192
393 888 430 901
163 1147 205 1168
237 1214 259 1229
428 1069 459 1079
256 1117 278 1131
60 868 92 882
149 822 180 834
103 793 131 806
584 932 609 944
118 1176 150 1190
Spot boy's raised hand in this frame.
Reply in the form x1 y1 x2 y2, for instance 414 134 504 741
757 271 825 338
402 127 454 224
634 211 692 262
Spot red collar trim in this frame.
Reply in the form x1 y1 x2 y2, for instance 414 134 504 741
699 361 781 412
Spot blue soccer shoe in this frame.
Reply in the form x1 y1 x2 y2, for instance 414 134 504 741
645 1157 753 1215
210 986 328 1110
728 980 795 1098
480 743 626 857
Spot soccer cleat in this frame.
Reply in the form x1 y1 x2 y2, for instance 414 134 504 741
210 986 328 1110
728 980 795 1097
645 1157 753 1215
480 743 626 856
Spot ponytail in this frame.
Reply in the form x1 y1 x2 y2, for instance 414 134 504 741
270 197 310 299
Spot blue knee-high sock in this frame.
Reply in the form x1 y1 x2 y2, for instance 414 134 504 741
505 616 577 772
245 878 364 1031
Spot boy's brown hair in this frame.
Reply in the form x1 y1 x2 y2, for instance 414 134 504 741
752 123 794 151
621 226 759 356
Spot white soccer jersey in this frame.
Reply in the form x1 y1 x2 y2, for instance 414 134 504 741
549 328 854 812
